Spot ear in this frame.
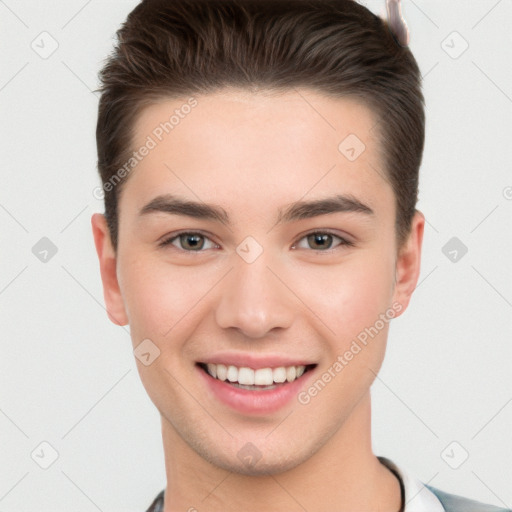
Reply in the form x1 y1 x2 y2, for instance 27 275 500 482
91 213 129 326
391 210 425 315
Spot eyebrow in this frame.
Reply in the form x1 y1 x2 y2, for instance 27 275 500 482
138 193 374 226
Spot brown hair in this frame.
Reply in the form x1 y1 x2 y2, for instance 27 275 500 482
96 0 425 251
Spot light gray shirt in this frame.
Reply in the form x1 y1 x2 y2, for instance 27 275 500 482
145 457 511 511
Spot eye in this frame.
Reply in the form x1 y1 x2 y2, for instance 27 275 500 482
158 230 354 252
159 232 218 251
292 231 354 252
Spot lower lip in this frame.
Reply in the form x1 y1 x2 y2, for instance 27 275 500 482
197 365 315 415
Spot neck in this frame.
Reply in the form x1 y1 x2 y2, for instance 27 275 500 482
161 392 401 512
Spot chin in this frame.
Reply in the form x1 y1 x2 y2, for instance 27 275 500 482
207 451 306 477
188 433 320 477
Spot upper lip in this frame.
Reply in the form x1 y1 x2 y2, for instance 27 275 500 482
198 352 316 370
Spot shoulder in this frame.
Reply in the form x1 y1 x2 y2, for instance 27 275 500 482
144 479 511 512
145 489 165 512
426 485 511 512
377 456 509 512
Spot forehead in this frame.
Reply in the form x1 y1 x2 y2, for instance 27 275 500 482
122 88 392 219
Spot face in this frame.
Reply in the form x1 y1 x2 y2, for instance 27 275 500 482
92 88 424 475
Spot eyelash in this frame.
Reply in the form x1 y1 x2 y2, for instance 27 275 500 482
158 230 355 253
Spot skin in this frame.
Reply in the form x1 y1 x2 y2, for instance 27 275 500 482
92 88 424 511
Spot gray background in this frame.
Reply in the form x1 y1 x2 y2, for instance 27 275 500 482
1 0 511 510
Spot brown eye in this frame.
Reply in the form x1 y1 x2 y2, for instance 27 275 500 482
307 233 334 250
293 231 354 251
178 233 205 250
159 232 217 251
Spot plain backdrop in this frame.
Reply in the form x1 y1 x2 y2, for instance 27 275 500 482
1 0 511 510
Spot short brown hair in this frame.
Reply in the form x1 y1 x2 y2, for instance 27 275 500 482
96 0 425 251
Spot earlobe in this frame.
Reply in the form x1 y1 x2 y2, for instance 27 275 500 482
391 210 425 314
91 213 129 326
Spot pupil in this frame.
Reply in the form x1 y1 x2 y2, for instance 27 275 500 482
182 234 203 250
309 233 331 249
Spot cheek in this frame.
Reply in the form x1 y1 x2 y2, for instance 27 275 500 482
294 256 395 416
292 252 395 345
117 261 208 403
118 258 208 342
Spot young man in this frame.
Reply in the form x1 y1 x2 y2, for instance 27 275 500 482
91 0 510 510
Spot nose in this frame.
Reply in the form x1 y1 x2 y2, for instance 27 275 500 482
214 250 295 339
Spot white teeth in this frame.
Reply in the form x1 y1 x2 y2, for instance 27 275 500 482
216 364 227 381
273 367 287 383
286 366 297 382
206 363 217 379
204 363 308 385
254 368 273 386
226 365 238 382
238 367 254 385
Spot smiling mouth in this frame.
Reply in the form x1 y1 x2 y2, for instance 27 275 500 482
197 362 316 390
